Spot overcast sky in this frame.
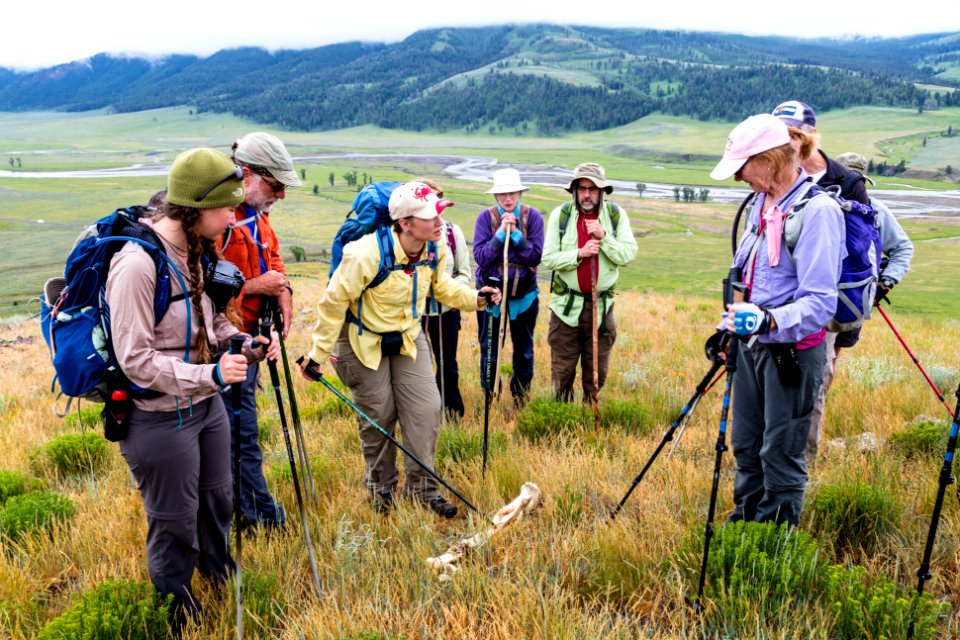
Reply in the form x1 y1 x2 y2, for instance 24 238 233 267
3 0 959 71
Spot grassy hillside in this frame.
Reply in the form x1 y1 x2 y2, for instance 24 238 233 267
1 286 958 638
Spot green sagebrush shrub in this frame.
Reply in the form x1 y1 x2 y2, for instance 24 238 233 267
824 564 951 640
600 398 651 435
889 417 950 458
31 432 110 478
517 397 590 442
0 491 75 542
671 521 827 620
37 579 171 640
0 469 40 505
809 480 901 553
436 424 508 468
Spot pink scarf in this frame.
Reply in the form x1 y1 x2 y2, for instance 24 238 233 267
763 204 785 267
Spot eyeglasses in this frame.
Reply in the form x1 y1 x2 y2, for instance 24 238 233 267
247 165 286 194
194 166 244 203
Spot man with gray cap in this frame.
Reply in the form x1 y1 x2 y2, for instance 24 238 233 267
221 131 302 529
542 163 637 402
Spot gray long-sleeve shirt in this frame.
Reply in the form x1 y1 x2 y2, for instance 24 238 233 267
873 198 914 284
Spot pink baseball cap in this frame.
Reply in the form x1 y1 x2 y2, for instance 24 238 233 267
709 114 791 181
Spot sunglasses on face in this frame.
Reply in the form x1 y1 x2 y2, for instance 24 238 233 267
247 165 286 194
194 166 244 202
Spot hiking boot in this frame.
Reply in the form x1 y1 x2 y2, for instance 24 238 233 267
372 490 394 514
422 496 458 519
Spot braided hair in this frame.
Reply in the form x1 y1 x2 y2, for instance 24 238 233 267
154 203 221 364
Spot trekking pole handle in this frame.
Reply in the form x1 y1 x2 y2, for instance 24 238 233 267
296 356 323 382
229 335 246 355
253 320 273 350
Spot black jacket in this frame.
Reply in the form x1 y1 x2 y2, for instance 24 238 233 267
815 150 870 205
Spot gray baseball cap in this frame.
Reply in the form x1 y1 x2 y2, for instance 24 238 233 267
232 132 303 187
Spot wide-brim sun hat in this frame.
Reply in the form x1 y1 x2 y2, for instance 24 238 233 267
487 168 529 194
166 148 245 209
233 131 303 188
389 181 455 221
710 114 791 181
564 162 613 194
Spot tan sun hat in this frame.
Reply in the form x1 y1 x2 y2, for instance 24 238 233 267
486 168 529 194
564 162 613 194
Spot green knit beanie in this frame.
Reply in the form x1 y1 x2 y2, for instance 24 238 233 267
166 147 245 209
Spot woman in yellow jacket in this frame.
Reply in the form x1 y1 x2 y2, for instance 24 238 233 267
301 182 500 517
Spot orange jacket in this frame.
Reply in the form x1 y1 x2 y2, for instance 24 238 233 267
220 205 287 332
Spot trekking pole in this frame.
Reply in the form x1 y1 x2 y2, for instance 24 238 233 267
667 369 726 460
298 358 490 522
610 354 726 521
691 336 738 613
590 252 600 432
258 322 323 597
481 277 501 479
269 299 318 506
876 302 955 420
432 299 447 431
228 335 245 640
914 383 959 597
491 231 510 400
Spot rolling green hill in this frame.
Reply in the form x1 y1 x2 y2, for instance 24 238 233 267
2 25 960 134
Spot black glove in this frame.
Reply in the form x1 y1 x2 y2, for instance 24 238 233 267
874 277 895 306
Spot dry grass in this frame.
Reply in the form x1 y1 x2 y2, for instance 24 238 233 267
1 287 958 639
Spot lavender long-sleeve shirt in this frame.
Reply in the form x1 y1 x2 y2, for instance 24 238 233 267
733 171 847 344
473 206 544 295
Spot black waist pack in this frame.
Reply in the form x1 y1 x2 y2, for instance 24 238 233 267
380 331 403 358
767 342 802 388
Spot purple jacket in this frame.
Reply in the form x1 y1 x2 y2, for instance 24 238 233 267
473 205 544 297
732 171 847 344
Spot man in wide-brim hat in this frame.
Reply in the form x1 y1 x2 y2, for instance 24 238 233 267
473 168 545 405
541 163 637 402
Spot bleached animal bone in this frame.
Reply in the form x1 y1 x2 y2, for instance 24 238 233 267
426 482 541 580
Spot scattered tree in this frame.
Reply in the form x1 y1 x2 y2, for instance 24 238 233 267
290 246 307 262
300 168 306 180
328 172 335 187
672 186 681 202
635 182 647 197
313 184 319 195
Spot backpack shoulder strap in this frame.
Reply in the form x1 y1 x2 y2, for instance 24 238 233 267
367 226 395 290
445 223 457 256
839 169 867 201
485 208 501 236
607 202 620 238
558 201 574 241
518 205 530 237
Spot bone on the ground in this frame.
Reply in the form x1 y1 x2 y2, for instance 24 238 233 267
426 482 541 580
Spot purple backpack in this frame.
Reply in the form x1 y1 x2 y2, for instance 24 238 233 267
784 184 882 332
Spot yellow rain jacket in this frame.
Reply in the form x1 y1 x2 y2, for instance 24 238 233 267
309 230 483 370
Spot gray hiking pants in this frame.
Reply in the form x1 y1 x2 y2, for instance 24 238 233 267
331 326 443 500
120 396 234 606
729 340 825 526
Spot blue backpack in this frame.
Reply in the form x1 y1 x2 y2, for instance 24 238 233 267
782 184 882 332
41 207 191 405
329 181 401 277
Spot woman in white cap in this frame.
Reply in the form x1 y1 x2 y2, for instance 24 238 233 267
301 182 500 518
106 147 279 629
473 168 545 405
711 114 845 526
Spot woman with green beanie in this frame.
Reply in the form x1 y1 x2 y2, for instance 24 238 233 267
105 147 280 630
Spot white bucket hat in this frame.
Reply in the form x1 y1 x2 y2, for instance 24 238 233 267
486 168 529 194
